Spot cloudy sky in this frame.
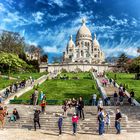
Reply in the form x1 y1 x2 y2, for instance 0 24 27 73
0 0 140 62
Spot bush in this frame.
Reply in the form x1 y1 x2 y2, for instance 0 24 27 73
61 68 67 73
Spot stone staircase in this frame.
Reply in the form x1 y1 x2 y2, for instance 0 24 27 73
4 105 140 134
97 76 130 106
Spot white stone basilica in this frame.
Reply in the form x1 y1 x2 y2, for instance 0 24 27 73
63 19 105 64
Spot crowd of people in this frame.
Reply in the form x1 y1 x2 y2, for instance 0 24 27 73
62 97 85 120
0 76 34 102
0 104 20 129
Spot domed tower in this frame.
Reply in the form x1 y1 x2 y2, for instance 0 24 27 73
76 18 92 48
92 33 104 63
67 35 75 53
63 35 75 63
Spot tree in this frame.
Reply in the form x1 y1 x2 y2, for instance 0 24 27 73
117 53 128 71
0 31 25 55
40 54 48 63
0 52 31 73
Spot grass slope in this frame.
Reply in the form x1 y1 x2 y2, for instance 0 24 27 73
18 72 99 101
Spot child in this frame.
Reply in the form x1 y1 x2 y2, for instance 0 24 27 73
58 114 63 135
72 113 79 135
40 99 46 113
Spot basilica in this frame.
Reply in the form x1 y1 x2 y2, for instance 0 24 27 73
63 19 105 64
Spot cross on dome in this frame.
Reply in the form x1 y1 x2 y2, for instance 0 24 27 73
94 33 96 39
70 35 72 40
82 18 86 25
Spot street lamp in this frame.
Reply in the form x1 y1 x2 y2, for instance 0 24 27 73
8 63 11 79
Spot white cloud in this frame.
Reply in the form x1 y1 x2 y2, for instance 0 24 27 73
0 3 6 12
27 40 38 46
32 11 44 24
102 37 140 57
48 0 64 7
109 15 128 26
43 46 59 53
47 13 68 21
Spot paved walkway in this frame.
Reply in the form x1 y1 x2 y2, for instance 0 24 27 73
0 129 139 140
3 72 60 105
3 75 48 104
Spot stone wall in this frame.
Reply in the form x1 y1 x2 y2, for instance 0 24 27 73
39 63 115 73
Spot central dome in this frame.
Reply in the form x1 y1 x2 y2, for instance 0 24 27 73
76 18 92 41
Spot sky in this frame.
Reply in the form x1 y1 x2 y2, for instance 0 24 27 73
0 0 140 63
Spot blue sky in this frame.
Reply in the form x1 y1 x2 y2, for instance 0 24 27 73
0 0 140 62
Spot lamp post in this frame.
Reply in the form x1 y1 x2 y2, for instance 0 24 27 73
8 63 11 79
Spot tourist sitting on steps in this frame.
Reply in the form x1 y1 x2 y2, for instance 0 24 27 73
13 108 20 120
9 108 20 122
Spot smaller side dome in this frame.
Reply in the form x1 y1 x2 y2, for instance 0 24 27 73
67 35 75 48
93 33 100 48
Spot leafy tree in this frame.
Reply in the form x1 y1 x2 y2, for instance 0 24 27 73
117 53 128 71
0 31 25 55
40 54 48 63
0 52 31 73
127 56 140 73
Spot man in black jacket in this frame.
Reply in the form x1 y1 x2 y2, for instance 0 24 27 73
34 109 41 131
78 97 85 120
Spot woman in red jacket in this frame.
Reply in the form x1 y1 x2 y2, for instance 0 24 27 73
72 112 79 135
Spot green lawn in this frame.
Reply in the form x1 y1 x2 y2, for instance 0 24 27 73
18 72 99 102
107 72 140 101
10 72 47 80
57 72 93 79
0 72 47 90
0 77 16 90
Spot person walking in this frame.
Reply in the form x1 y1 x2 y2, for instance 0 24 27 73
34 109 41 131
92 93 97 106
113 91 118 106
115 108 122 134
40 91 44 102
105 111 110 132
62 100 68 117
78 97 85 120
33 89 39 106
58 114 63 135
72 113 79 135
98 108 105 135
40 99 46 114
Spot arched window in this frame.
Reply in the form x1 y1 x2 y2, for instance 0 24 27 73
85 42 87 46
94 54 97 58
81 50 83 56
